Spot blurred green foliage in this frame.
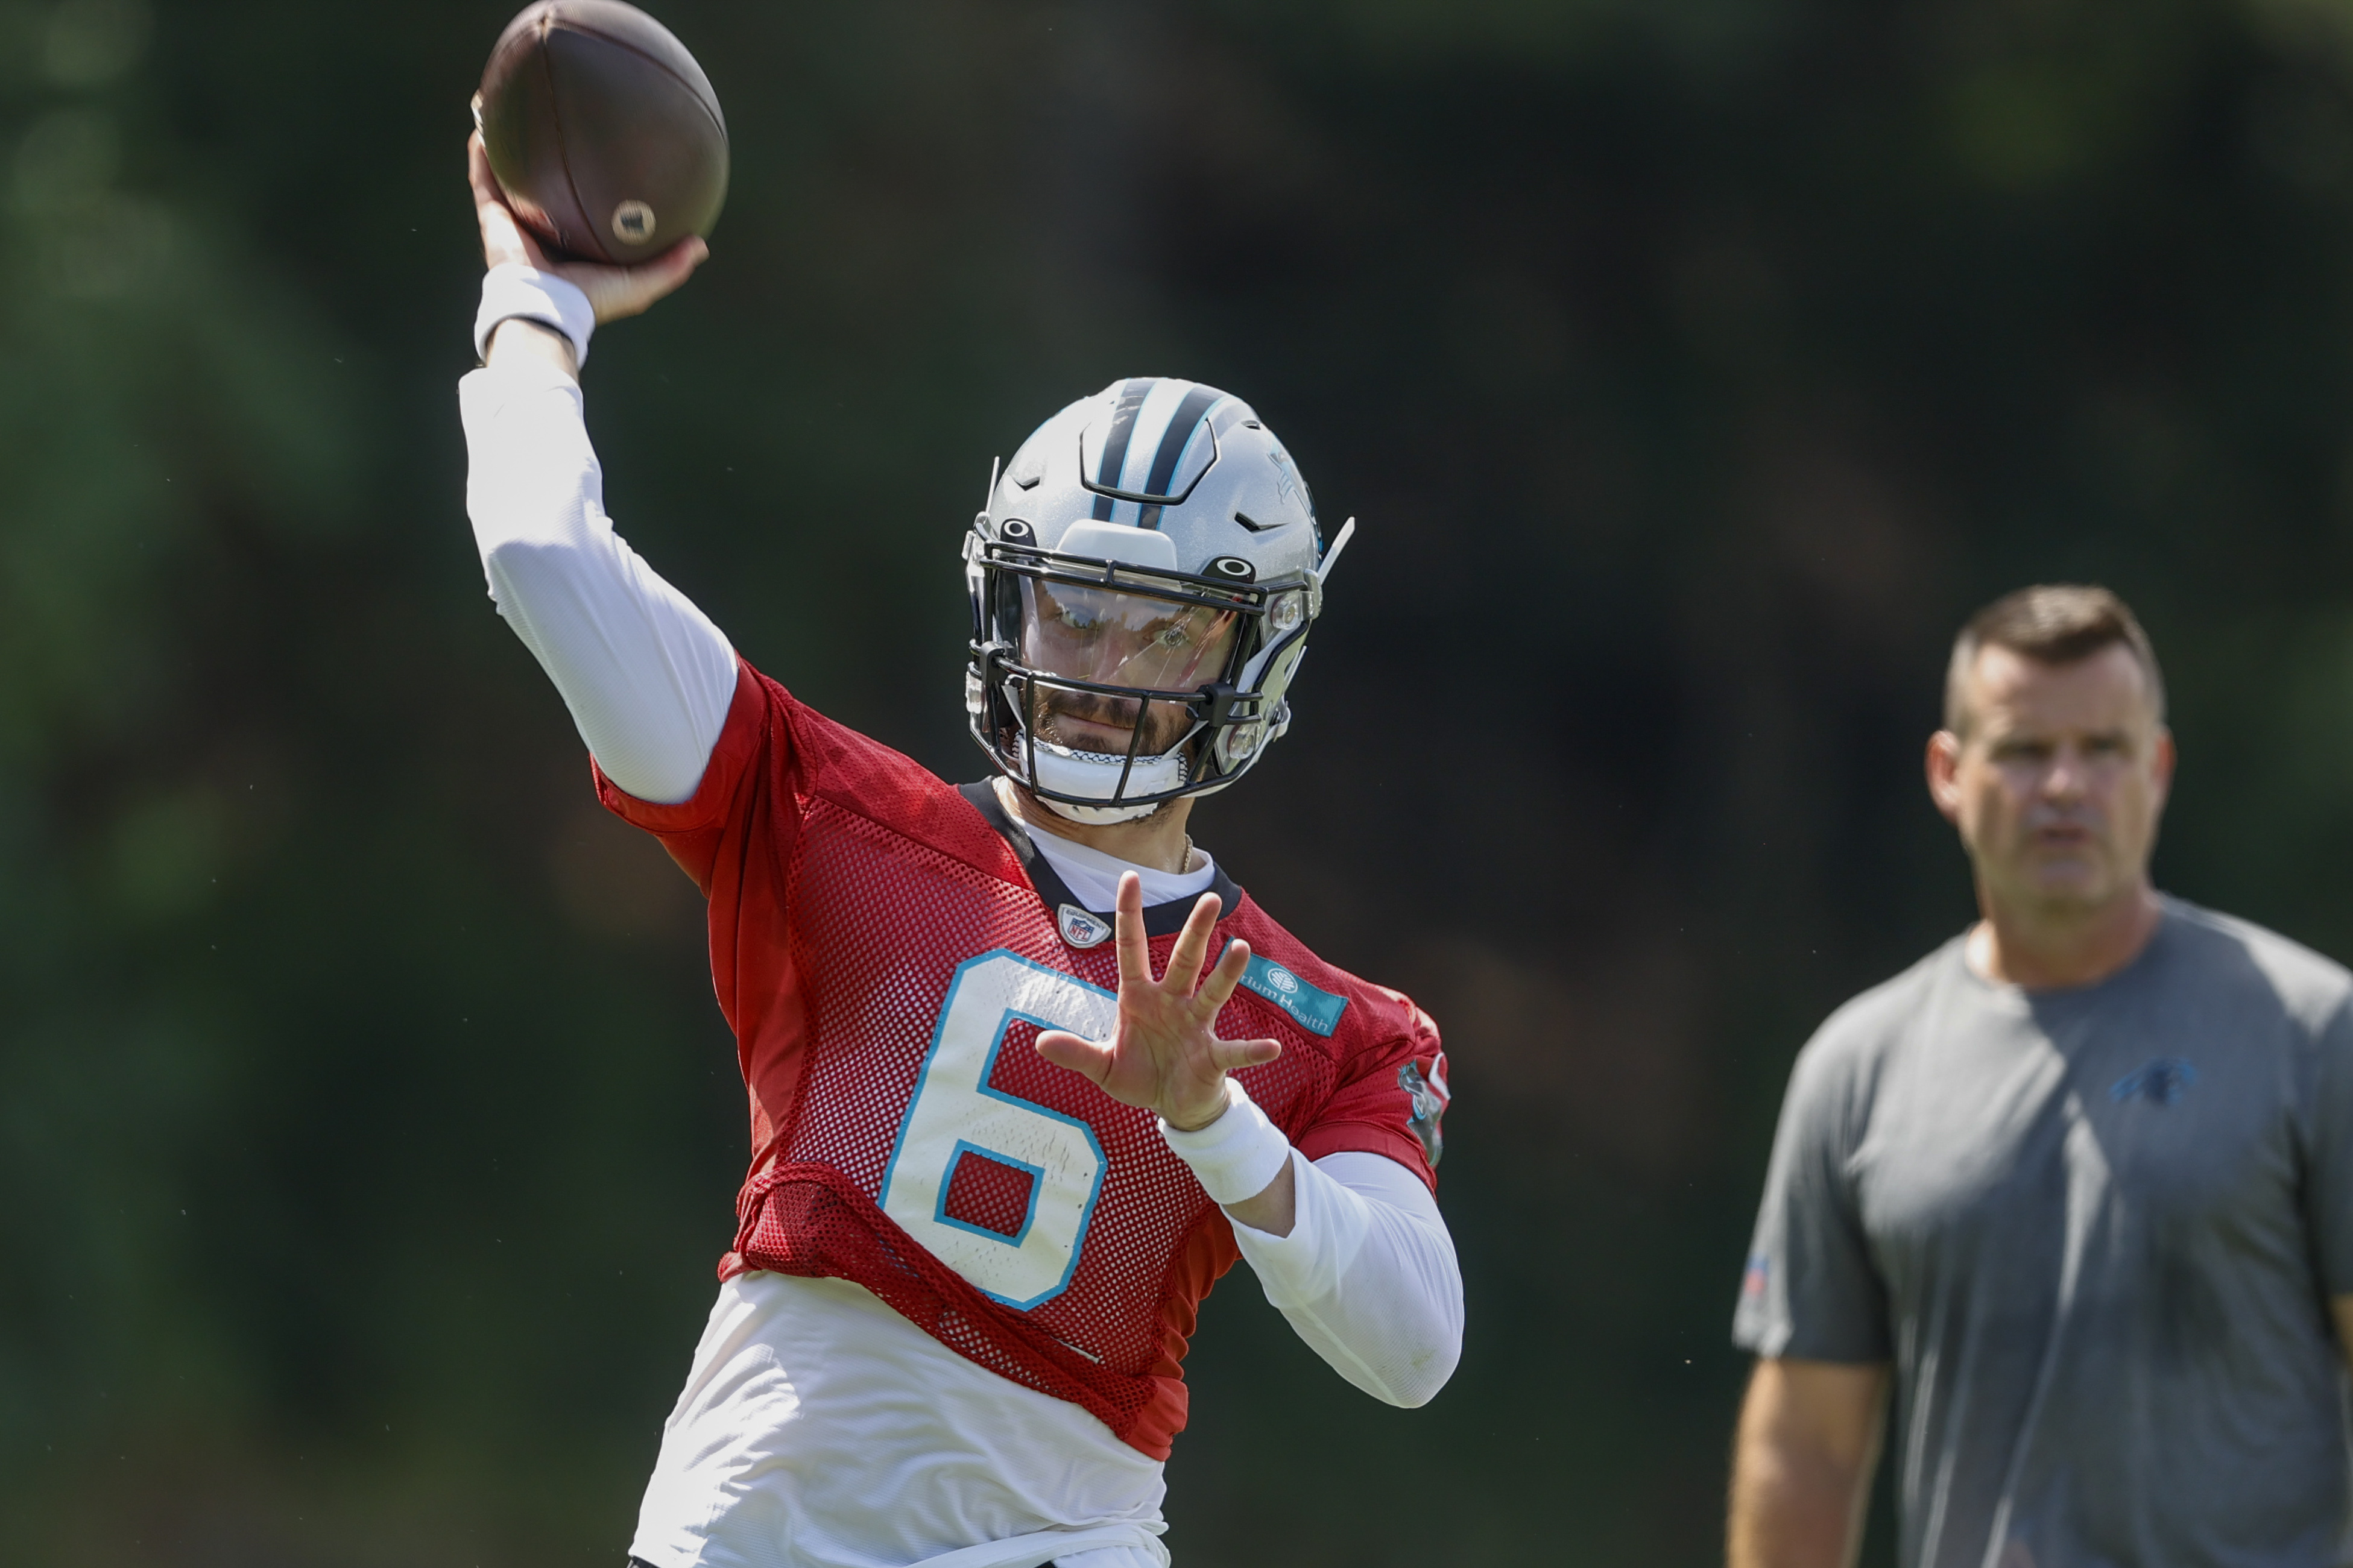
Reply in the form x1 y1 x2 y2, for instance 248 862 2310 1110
11 0 2353 1561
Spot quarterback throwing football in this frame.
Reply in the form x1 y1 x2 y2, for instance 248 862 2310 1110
459 139 1463 1568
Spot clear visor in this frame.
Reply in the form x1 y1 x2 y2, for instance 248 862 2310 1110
1015 578 1243 760
1018 578 1240 692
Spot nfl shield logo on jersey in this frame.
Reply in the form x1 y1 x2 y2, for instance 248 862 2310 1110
1058 904 1113 949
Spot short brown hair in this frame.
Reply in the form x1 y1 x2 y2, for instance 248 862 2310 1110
1944 584 2165 735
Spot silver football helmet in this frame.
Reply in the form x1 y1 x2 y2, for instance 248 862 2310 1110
965 376 1356 823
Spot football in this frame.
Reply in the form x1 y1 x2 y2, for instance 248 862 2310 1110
475 1 728 266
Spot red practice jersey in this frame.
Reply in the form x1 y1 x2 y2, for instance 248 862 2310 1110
598 661 1450 1459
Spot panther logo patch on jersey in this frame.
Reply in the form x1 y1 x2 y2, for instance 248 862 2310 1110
2111 1057 2196 1107
1400 1058 1448 1166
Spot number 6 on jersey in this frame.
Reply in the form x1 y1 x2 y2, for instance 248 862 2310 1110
880 952 1116 1309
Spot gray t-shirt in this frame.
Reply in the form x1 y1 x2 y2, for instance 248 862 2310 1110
1736 898 2353 1568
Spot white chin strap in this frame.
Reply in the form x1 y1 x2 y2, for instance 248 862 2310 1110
1029 739 1187 824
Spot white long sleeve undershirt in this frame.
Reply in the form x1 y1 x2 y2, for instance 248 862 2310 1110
1228 1148 1463 1407
458 348 1462 1431
460 354 737 805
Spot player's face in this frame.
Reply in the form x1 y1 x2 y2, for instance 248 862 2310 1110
1935 643 2175 917
1020 579 1240 757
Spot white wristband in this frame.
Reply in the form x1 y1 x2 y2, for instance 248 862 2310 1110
1159 1078 1293 1206
474 262 596 368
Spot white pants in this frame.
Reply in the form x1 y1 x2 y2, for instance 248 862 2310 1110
633 1534 1161 1568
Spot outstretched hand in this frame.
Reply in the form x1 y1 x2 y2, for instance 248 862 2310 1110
1034 874 1282 1132
469 131 706 325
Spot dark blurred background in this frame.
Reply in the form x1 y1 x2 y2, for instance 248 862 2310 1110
11 0 2353 1559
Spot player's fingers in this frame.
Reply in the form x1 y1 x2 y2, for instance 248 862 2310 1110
655 235 710 277
467 131 502 204
578 236 706 322
469 133 548 271
1207 1037 1282 1074
1163 892 1224 995
1113 872 1151 992
599 237 708 320
1193 935 1250 1015
1033 1029 1116 1086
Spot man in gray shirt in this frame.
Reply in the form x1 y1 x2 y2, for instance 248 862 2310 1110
1728 585 2353 1568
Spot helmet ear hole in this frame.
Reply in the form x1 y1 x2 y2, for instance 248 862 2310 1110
999 518 1034 542
1208 556 1255 581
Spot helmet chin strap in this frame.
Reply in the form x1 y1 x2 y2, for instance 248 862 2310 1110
1029 737 1187 824
1041 797 1159 827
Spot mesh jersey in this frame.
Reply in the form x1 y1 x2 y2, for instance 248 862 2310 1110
596 660 1450 1459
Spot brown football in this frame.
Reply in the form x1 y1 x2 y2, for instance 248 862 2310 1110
475 1 728 265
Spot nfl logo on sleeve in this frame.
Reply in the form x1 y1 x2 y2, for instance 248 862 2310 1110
1058 904 1113 949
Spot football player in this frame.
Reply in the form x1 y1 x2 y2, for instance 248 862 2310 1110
460 136 1463 1568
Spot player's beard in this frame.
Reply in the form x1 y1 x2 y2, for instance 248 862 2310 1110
1033 687 1195 761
